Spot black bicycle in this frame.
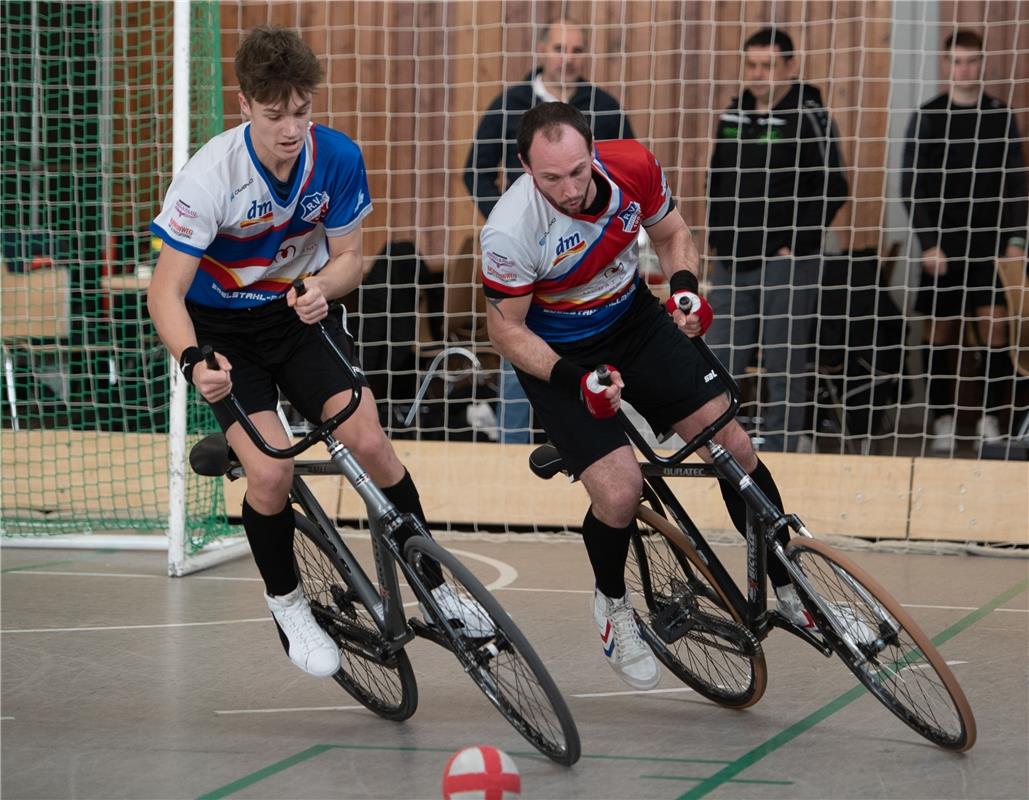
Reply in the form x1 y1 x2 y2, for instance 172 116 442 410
529 331 976 752
189 282 580 765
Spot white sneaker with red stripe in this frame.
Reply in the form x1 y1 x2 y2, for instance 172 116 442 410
775 584 877 646
592 588 660 690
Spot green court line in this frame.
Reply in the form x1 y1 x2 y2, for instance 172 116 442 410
196 577 1027 800
643 774 793 786
196 742 736 798
197 745 333 800
676 576 1029 800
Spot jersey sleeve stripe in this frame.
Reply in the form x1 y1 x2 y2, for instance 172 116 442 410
149 222 206 258
325 202 373 237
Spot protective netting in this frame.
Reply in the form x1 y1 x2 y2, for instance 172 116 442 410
1 0 230 547
2 2 1026 551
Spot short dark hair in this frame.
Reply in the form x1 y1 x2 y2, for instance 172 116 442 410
743 27 794 59
517 102 594 165
235 26 323 107
944 29 984 51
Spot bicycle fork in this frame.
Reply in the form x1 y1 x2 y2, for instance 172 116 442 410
708 444 834 655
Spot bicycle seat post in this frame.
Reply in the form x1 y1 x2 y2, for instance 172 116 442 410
321 433 399 531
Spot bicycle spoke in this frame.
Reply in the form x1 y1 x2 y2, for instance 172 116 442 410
405 538 579 765
787 539 975 750
294 533 417 720
626 508 766 709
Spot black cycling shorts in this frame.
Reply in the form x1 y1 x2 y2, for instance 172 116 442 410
515 285 725 478
187 296 368 432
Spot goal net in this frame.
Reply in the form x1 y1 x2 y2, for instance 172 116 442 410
2 1 1026 562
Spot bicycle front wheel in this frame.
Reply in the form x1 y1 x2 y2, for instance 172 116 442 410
626 504 767 708
404 537 580 766
294 520 418 721
786 538 976 751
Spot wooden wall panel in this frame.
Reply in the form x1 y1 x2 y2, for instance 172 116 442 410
210 1 1024 273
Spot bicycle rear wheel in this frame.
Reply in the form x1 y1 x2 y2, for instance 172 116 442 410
626 504 767 708
785 538 976 751
293 518 418 721
404 537 581 766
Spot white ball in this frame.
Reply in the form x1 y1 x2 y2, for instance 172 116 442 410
442 745 521 799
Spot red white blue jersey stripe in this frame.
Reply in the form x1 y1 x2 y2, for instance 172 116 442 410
151 122 372 309
480 140 672 342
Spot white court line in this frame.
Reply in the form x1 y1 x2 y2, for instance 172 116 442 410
1 716 14 721
2 570 165 580
496 587 1029 613
215 705 366 715
12 572 1023 615
447 548 519 591
572 687 695 698
2 618 268 634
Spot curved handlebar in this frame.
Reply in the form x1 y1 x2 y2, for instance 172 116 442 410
199 279 363 460
613 334 741 466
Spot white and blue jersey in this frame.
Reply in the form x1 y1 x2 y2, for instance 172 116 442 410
479 139 672 343
151 121 372 309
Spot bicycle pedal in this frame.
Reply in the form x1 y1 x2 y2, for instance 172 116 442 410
651 601 699 644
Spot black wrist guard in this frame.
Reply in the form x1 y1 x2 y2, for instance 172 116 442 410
550 358 588 398
669 269 699 295
179 345 203 385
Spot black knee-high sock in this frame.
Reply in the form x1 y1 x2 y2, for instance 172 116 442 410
242 497 298 596
717 460 790 587
382 469 427 547
581 507 635 599
383 469 443 587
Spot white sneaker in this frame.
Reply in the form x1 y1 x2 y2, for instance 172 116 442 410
265 585 341 677
976 415 1003 444
775 584 877 646
930 415 956 453
424 583 495 638
593 589 661 690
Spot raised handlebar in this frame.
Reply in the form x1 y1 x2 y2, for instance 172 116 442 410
200 279 363 460
594 305 741 465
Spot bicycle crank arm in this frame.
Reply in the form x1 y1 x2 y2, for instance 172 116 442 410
769 611 834 656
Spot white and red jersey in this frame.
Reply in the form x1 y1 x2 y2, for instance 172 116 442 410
480 139 673 342
151 121 372 309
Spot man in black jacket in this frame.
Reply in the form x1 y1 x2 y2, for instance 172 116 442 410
707 27 849 453
464 18 635 222
902 29 1027 453
464 18 635 444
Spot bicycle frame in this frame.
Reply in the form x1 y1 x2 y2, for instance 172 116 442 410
202 295 424 653
622 335 831 654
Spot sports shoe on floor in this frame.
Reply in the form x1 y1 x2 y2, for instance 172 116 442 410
424 583 495 638
976 415 1003 444
930 414 956 453
775 584 877 646
593 589 661 690
265 585 341 677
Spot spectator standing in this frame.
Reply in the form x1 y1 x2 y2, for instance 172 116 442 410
464 18 635 443
706 27 849 453
902 29 1027 453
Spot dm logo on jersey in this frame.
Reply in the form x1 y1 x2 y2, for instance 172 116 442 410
617 201 642 234
241 199 274 228
553 232 586 266
300 191 330 224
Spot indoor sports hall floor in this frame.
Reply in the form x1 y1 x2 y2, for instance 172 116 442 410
2 533 1026 800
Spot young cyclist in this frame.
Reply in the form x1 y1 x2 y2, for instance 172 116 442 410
148 26 486 679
